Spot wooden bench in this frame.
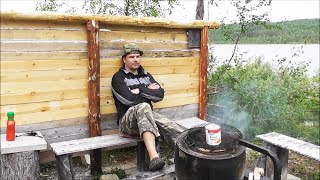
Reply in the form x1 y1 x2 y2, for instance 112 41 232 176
50 117 208 180
256 132 320 179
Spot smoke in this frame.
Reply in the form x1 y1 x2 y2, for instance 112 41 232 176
207 91 252 139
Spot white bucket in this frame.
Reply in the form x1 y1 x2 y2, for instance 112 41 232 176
205 124 221 146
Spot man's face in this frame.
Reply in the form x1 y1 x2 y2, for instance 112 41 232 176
123 53 141 71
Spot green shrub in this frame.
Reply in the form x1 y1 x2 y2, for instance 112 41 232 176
207 56 319 144
110 168 127 179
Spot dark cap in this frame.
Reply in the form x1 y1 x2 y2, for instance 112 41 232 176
122 43 143 57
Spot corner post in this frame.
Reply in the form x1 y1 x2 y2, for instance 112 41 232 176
199 26 209 120
87 20 102 176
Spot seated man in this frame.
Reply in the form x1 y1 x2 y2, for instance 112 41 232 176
111 43 185 171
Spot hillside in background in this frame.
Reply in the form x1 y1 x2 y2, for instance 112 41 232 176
209 19 320 44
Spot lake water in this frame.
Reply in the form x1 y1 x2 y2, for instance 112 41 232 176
210 44 319 77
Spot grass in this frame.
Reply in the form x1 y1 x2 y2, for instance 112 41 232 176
246 149 320 180
109 168 127 179
39 140 319 179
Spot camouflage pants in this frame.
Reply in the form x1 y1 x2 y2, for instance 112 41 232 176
119 102 186 147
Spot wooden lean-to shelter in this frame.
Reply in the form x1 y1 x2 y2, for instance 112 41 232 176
0 11 219 163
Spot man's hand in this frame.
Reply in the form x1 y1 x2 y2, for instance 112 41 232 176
131 88 140 94
148 83 160 90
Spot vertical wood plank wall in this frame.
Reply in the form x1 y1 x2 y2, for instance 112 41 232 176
0 19 201 151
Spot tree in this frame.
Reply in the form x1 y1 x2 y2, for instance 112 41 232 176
35 0 64 12
195 0 272 20
207 0 274 81
195 0 204 20
35 0 179 18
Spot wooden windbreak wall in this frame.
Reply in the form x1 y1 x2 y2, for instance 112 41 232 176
1 19 91 146
99 24 201 117
1 18 89 125
0 18 201 147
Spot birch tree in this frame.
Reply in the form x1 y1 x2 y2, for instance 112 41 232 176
35 0 179 17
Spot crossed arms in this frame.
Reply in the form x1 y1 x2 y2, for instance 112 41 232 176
111 72 164 106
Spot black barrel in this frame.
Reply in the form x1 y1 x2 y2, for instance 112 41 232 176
174 129 246 180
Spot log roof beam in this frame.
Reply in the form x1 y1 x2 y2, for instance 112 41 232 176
1 11 220 29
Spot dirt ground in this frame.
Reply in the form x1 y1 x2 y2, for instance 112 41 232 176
40 141 173 180
40 141 319 180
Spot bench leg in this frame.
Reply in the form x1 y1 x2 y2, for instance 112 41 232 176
90 149 102 176
266 143 288 180
137 141 149 172
55 154 75 180
260 142 288 180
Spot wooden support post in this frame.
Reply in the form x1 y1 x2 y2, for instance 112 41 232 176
56 154 74 180
137 141 149 172
199 26 209 120
87 20 102 176
0 151 40 180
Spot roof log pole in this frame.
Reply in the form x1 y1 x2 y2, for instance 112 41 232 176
199 26 209 120
87 20 102 176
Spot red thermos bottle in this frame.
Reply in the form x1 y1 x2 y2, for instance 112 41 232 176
6 112 15 141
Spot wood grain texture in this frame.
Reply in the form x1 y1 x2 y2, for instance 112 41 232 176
86 20 101 146
1 52 88 61
0 92 198 127
199 26 208 120
257 132 320 161
51 134 138 155
1 69 88 83
1 19 85 30
1 132 47 154
1 104 199 165
100 41 188 51
1 41 87 52
100 30 187 42
100 24 187 34
1 11 219 29
100 57 199 67
1 29 86 41
50 116 205 156
0 151 40 180
1 59 88 72
0 14 208 165
1 80 87 94
100 49 200 58
1 88 87 105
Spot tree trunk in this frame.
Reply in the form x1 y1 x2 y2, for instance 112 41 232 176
124 0 130 16
195 0 204 20
0 151 40 180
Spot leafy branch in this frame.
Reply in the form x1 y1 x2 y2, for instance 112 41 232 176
211 0 272 82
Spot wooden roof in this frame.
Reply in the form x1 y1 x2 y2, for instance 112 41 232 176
1 11 220 29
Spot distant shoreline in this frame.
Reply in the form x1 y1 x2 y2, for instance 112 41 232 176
210 44 319 77
209 19 320 44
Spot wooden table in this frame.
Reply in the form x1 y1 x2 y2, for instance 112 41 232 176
1 131 47 180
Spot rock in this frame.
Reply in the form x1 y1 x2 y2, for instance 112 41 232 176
100 174 119 180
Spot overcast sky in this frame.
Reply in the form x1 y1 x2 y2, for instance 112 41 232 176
1 0 319 23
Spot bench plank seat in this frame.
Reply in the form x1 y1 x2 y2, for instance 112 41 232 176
175 117 209 129
50 117 207 156
50 117 207 179
257 132 319 161
51 134 138 156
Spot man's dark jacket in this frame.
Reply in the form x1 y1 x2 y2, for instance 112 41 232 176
111 66 164 124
